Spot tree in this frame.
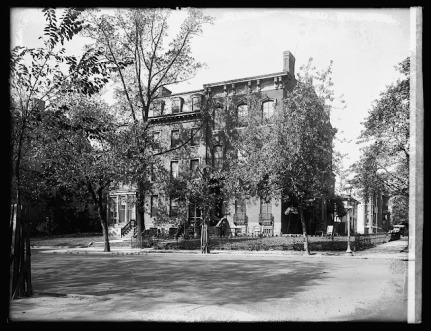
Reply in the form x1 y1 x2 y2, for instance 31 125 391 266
35 95 122 252
223 59 337 254
82 8 213 246
351 57 409 220
10 7 111 298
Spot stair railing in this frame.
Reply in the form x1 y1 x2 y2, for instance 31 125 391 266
121 219 136 237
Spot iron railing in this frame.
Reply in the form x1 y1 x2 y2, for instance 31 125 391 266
233 213 248 226
259 213 274 226
121 219 136 237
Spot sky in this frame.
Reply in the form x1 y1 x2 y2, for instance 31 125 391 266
10 7 411 176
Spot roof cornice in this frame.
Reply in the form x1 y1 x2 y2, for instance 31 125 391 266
148 110 202 124
203 71 293 89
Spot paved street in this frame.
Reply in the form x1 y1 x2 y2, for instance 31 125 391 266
9 239 409 322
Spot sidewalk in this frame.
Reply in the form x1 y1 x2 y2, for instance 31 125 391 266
32 237 409 260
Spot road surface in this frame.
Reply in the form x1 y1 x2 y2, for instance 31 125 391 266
9 247 408 322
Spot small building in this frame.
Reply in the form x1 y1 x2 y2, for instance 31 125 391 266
356 191 390 234
338 194 360 235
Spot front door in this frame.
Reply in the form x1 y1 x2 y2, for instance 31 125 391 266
119 195 126 223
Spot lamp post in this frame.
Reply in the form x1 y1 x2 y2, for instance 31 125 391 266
345 183 353 255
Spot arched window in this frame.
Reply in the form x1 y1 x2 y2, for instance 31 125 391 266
262 100 274 120
214 107 224 130
237 104 248 126
213 145 223 170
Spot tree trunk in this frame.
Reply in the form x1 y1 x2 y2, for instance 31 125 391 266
298 204 310 255
98 200 111 252
201 221 210 254
18 211 25 296
24 214 33 296
11 205 21 298
136 181 146 248
11 205 33 298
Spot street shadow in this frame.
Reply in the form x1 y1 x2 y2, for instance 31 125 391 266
29 252 333 307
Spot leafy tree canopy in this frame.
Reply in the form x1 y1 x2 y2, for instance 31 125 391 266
351 57 409 200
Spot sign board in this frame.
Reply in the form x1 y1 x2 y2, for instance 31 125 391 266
326 225 334 236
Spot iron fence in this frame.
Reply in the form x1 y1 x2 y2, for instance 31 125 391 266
130 232 389 251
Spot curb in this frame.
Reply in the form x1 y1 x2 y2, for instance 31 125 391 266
33 246 409 260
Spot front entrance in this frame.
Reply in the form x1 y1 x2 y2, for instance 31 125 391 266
109 193 136 225
119 196 126 223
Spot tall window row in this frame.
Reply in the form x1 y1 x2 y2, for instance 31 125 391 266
149 196 203 220
151 128 201 151
213 100 275 129
149 95 202 117
166 159 200 179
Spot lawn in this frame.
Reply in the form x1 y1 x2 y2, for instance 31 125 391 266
31 233 129 248
31 233 388 251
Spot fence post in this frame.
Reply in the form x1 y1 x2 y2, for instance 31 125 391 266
10 204 17 299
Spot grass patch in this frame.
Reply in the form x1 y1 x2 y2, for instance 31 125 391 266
32 234 387 251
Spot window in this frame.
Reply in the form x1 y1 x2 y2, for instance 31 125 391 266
213 145 223 170
192 96 201 111
190 159 199 176
150 195 158 217
170 196 179 217
214 107 224 130
127 195 135 221
159 101 165 115
189 202 201 220
153 131 161 151
150 164 157 181
262 100 274 120
170 160 179 179
119 195 127 222
109 196 118 221
191 128 200 146
171 129 179 148
149 101 164 117
235 198 247 214
237 104 248 126
260 198 272 214
171 97 183 113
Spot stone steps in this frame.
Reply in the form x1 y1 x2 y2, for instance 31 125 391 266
108 223 136 239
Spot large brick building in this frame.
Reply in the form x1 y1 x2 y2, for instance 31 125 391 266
108 51 334 238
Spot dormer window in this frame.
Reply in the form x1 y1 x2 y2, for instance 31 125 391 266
149 100 165 117
192 95 202 111
171 97 184 113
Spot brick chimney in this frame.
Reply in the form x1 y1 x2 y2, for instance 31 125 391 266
283 51 295 77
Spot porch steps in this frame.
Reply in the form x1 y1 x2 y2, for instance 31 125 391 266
108 223 136 239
